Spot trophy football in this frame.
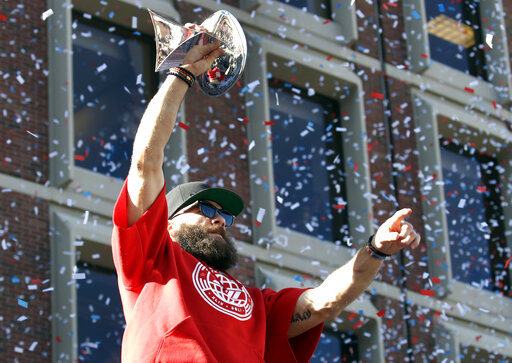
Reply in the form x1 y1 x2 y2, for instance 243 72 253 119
148 9 247 97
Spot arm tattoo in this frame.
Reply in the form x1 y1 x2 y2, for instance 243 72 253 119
291 310 311 324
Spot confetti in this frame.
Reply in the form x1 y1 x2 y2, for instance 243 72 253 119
0 13 6 22
41 9 54 21
485 33 493 48
178 122 189 130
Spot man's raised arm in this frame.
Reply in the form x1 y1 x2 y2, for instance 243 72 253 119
126 37 224 226
288 209 421 338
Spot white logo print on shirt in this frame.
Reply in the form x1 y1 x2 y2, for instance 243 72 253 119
192 262 254 321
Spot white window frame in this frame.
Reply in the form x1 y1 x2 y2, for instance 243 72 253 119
239 0 357 46
50 206 114 362
47 0 187 198
244 31 373 264
412 90 512 320
402 0 512 103
441 319 512 362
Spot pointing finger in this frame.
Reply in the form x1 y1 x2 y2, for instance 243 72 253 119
389 208 412 231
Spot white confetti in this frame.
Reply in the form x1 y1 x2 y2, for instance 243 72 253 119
485 33 493 48
256 208 266 223
41 9 54 21
29 342 38 351
132 16 137 28
248 140 255 151
96 63 107 73
72 273 86 280
16 75 25 85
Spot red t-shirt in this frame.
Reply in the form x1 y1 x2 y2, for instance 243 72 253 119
112 180 323 362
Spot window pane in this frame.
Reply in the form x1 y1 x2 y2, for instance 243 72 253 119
276 0 331 19
269 81 348 243
72 14 157 178
425 0 486 79
441 147 492 290
311 331 358 362
77 263 124 362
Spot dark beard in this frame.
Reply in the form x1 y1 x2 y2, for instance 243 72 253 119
173 224 238 271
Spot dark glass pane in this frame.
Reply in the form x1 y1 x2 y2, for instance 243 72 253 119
269 81 348 243
425 0 486 79
311 331 358 362
441 147 492 290
276 0 331 19
72 14 157 178
76 263 124 362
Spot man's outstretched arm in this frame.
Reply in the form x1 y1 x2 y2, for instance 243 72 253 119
288 208 421 338
126 37 224 226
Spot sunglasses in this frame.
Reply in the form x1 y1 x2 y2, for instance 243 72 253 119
175 201 235 227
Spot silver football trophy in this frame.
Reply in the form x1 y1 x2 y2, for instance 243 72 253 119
148 9 247 97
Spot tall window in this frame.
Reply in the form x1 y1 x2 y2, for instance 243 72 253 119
441 141 509 293
269 80 349 244
276 0 331 19
425 0 486 79
72 12 158 178
311 331 359 362
76 262 124 362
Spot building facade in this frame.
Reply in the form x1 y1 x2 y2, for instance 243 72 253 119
0 0 511 361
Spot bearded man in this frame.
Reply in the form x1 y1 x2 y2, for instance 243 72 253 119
111 33 420 363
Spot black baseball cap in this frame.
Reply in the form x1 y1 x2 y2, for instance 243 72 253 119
166 181 244 220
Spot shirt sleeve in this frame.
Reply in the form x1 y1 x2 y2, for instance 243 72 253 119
262 287 324 363
111 179 170 289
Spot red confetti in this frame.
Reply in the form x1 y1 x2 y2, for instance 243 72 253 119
492 100 497 109
464 87 474 93
505 256 511 269
0 13 6 22
420 53 428 58
431 277 441 284
326 55 333 61
264 121 275 126
348 312 356 321
475 335 482 341
178 122 189 131
243 117 249 124
371 92 384 99
323 19 331 24
333 204 346 210
476 186 487 193
421 289 435 297
377 310 386 317
74 155 85 161
412 336 418 343
353 321 363 329
254 221 261 227
56 336 62 343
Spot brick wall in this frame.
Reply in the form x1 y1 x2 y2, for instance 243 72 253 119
0 0 49 184
0 0 51 361
0 191 51 361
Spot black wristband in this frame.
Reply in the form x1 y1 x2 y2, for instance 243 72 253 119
366 235 391 260
176 66 196 82
168 68 194 88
